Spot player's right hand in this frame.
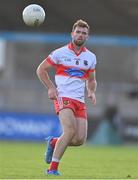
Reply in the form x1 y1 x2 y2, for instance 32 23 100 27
48 87 58 100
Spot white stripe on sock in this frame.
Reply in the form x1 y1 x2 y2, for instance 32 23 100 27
52 157 60 162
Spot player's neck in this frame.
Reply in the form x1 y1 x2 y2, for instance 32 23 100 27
72 42 84 52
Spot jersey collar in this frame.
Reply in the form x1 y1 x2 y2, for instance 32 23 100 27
68 42 86 56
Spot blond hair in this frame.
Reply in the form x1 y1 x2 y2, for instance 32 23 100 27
72 19 90 32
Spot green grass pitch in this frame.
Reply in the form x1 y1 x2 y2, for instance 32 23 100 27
0 141 138 179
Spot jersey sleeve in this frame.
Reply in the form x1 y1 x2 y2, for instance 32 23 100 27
89 54 97 72
46 50 59 66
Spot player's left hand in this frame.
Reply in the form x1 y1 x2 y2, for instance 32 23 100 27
88 91 96 105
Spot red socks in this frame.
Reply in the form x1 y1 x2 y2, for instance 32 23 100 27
49 138 59 171
49 161 59 171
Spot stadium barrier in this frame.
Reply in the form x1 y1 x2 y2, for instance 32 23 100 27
1 31 138 46
0 112 62 141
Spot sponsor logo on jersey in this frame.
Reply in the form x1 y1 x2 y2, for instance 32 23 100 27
65 68 85 77
61 56 72 62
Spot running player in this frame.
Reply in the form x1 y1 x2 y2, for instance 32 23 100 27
37 19 97 176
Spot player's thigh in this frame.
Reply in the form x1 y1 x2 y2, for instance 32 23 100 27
59 108 77 132
76 118 88 140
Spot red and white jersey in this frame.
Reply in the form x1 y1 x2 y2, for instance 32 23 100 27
46 43 97 102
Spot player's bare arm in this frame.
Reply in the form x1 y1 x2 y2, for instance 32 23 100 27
86 71 97 105
36 59 58 100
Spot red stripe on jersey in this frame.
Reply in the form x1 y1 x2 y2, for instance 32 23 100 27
46 57 57 66
46 56 95 79
89 69 95 72
56 64 90 79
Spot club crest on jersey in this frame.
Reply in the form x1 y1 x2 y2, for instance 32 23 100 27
84 60 88 66
63 100 70 105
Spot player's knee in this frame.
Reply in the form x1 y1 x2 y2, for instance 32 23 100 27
76 137 86 145
73 137 86 146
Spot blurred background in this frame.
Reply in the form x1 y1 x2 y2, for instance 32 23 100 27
0 0 138 144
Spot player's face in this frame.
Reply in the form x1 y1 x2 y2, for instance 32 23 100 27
71 26 89 46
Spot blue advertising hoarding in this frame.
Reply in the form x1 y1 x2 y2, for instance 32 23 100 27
0 112 62 141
